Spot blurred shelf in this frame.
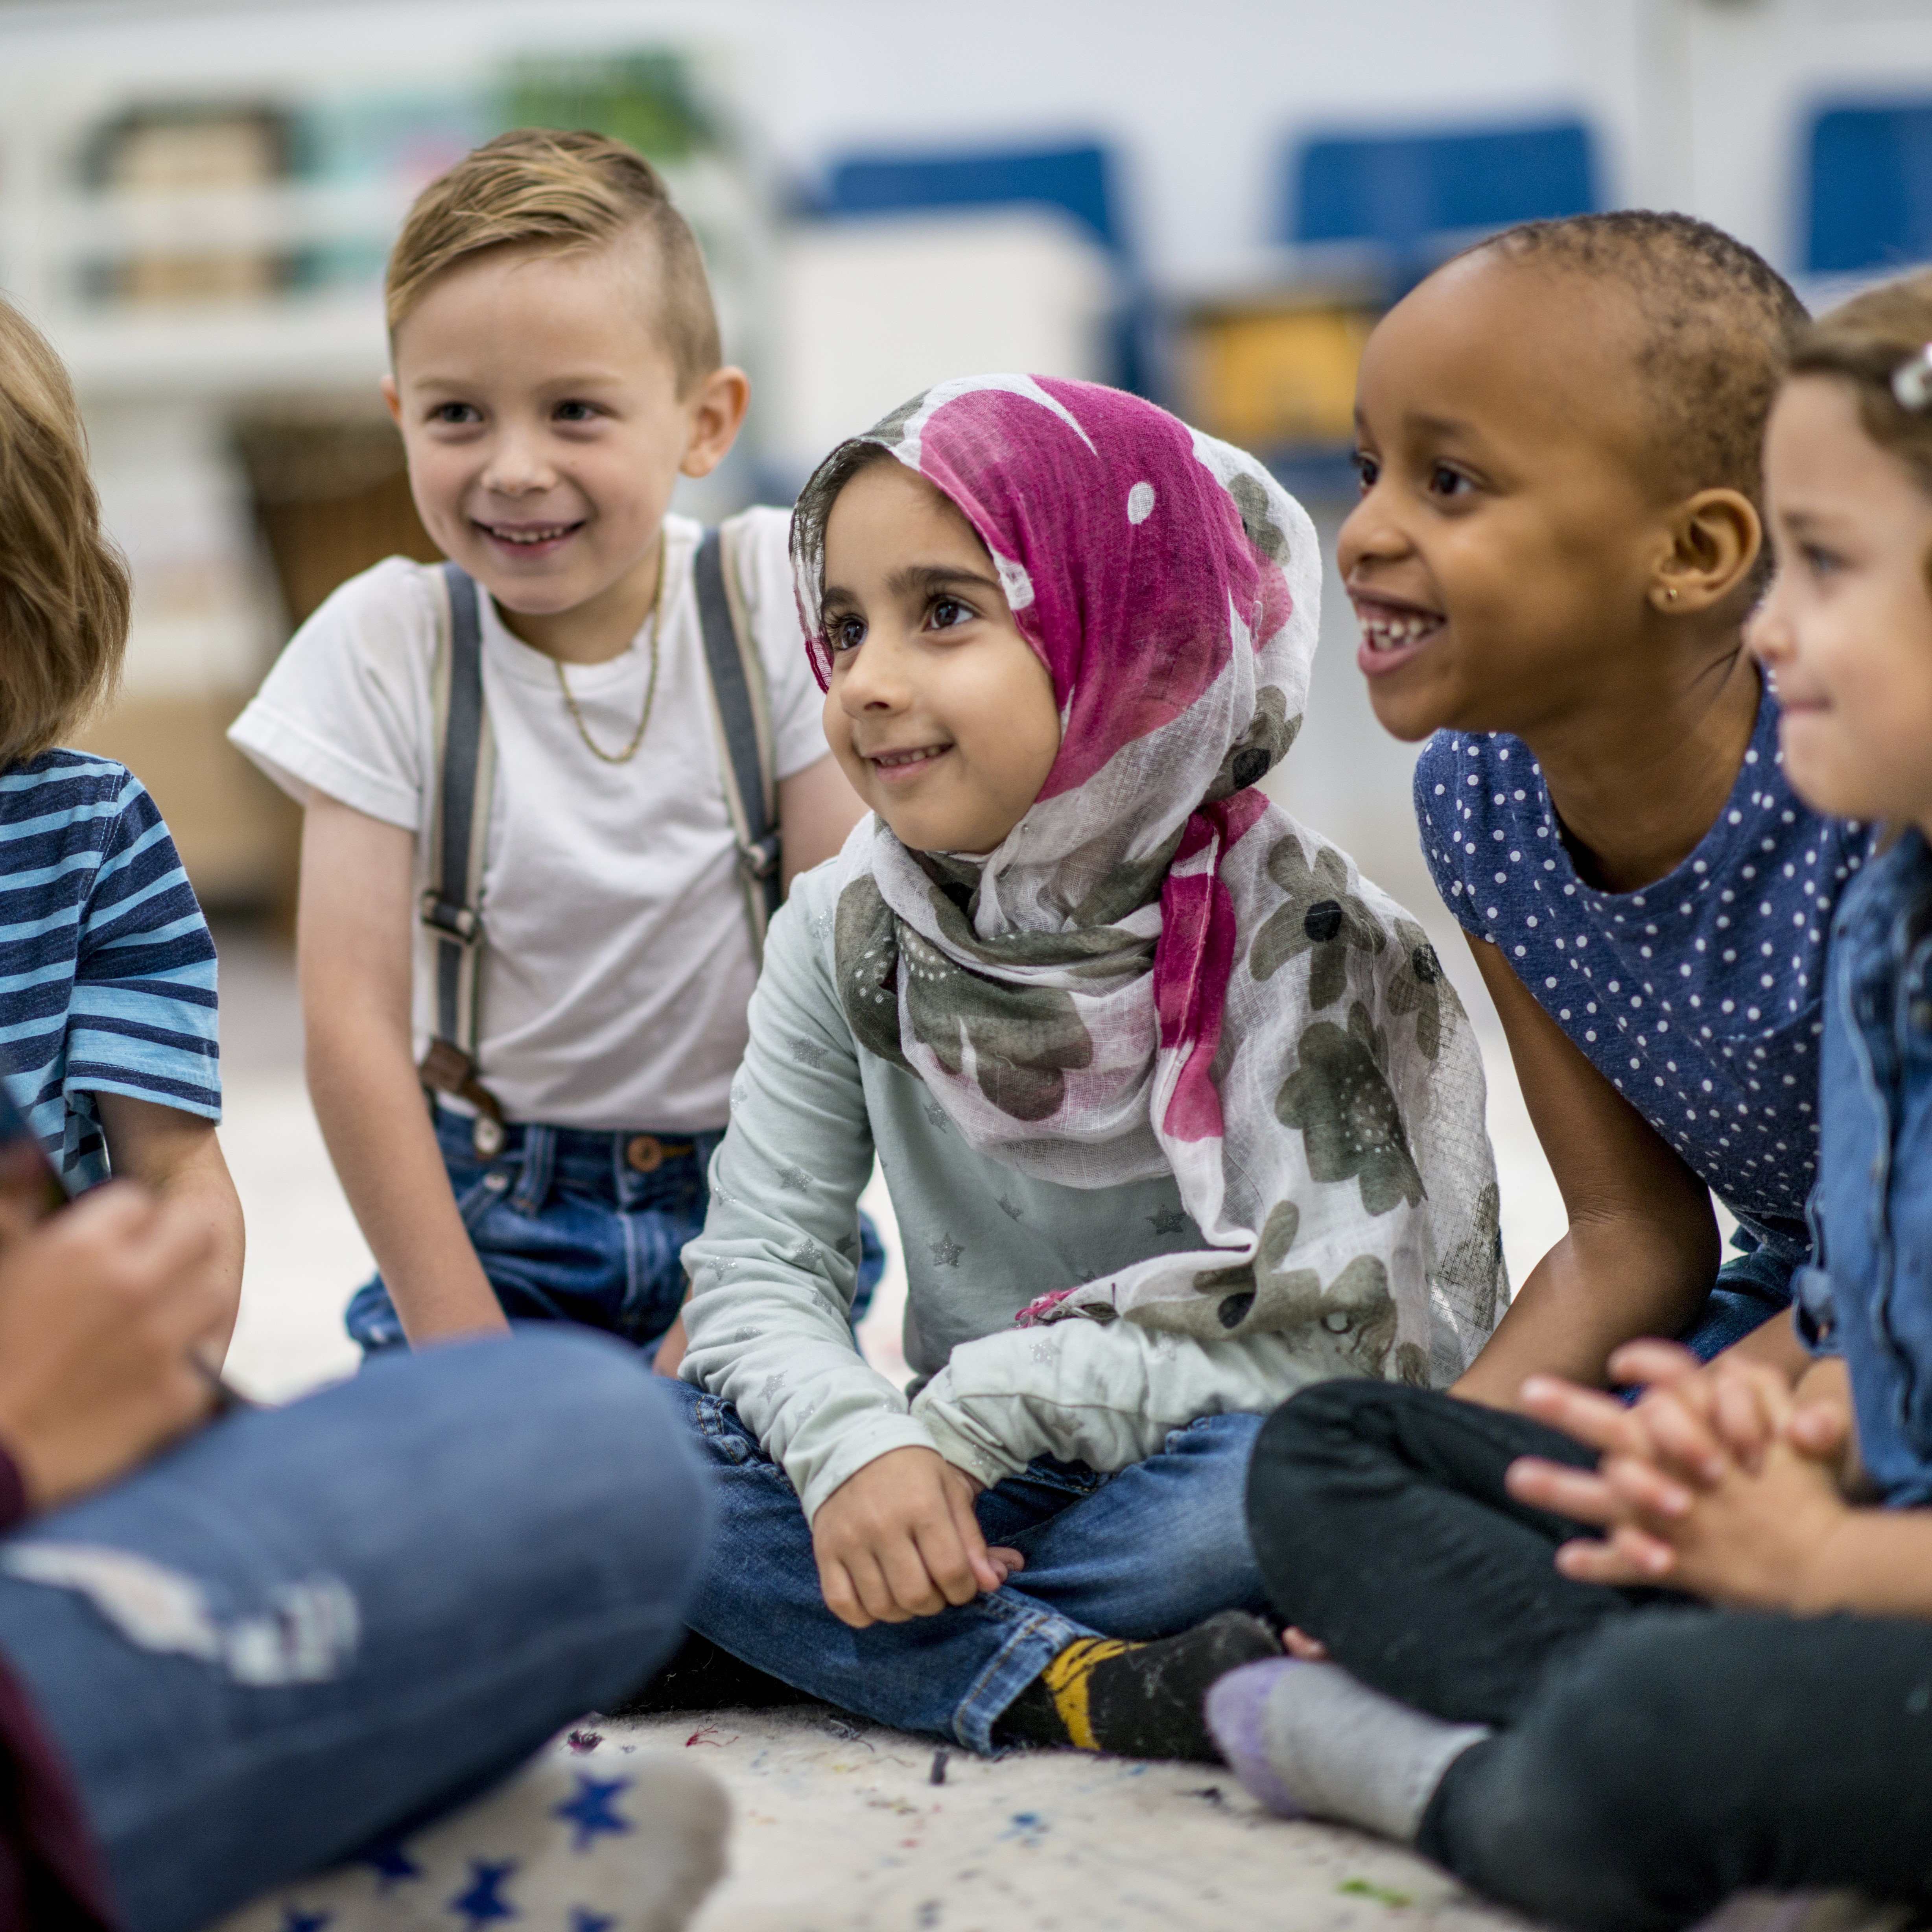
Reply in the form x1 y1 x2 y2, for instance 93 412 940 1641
49 289 388 397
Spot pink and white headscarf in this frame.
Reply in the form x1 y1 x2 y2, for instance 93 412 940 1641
793 376 1503 1383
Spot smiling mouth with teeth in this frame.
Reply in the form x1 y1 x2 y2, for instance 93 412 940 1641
478 521 583 546
868 744 948 770
1355 607 1445 652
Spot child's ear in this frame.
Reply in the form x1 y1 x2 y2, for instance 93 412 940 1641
681 366 751 480
380 374 402 426
1652 488 1762 615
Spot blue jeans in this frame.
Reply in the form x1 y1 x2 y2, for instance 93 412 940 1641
0 1329 708 1932
349 1105 882 1355
664 1378 1267 1753
1676 1220 1805 1362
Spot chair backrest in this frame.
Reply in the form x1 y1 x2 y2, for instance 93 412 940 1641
1805 102 1932 275
1286 118 1596 262
824 142 1124 257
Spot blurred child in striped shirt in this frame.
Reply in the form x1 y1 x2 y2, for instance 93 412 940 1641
0 294 242 1333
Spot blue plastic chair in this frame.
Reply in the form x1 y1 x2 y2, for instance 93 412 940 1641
1285 119 1597 274
1805 103 1932 275
822 142 1123 256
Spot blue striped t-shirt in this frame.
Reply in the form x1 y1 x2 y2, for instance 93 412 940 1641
0 752 219 1186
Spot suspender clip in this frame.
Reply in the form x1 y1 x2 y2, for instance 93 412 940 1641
419 893 481 943
739 835 782 883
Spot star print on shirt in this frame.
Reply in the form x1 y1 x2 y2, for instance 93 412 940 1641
922 1099 949 1130
449 1861 519 1926
929 1233 964 1268
1147 1206 1188 1237
775 1165 811 1193
995 1196 1025 1221
554 1773 634 1851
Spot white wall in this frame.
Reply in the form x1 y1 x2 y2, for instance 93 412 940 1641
8 0 1932 291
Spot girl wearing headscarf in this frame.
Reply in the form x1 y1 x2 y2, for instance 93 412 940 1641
663 376 1506 1761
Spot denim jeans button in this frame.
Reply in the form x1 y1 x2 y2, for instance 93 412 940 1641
625 1135 664 1174
483 1172 508 1193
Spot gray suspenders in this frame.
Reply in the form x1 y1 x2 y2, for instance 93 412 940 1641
417 533 778 1156
693 524 783 950
417 563 504 1153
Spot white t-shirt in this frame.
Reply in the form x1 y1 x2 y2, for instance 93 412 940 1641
230 508 829 1132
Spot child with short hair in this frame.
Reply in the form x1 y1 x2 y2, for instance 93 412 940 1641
1342 211 1860 1403
664 375 1508 1762
230 131 868 1355
1213 267 1932 1932
0 294 241 1322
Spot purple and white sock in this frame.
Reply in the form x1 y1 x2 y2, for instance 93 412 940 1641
1207 1657 1490 1842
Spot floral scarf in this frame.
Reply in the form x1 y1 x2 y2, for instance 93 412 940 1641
792 375 1504 1383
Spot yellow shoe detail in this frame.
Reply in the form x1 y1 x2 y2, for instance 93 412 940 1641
1040 1636 1141 1751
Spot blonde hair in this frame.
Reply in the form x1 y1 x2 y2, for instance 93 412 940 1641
0 298 129 766
385 128 721 395
1789 271 1932 502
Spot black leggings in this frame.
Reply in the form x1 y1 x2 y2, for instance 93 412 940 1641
1247 1381 1932 1932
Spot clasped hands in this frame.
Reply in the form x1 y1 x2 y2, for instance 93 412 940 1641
810 1446 1024 1630
1505 1338 1860 1612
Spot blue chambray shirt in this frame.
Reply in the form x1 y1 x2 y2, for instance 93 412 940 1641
1799 826 1932 1504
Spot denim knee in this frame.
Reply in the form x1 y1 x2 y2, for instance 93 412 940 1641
370 1329 714 1603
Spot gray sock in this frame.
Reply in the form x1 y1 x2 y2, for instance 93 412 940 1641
1257 1661 1491 1841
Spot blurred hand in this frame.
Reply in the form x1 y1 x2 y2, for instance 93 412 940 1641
0 1183 223 1510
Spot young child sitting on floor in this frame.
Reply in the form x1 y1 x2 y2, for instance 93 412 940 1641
1343 210 1862 1404
0 295 241 1331
664 374 1507 1762
1213 270 1932 1932
230 130 871 1357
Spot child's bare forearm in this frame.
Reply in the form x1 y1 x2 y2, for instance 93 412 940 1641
306 1021 503 1342
95 1095 245 1349
1789 1506 1932 1618
297 796 502 1344
1454 1224 1711 1407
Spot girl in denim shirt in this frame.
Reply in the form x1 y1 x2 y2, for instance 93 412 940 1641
1207 275 1932 1932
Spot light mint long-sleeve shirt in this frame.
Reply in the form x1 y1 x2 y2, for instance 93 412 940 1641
680 865 1368 1521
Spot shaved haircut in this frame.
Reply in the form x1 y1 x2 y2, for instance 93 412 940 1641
1467 211 1807 526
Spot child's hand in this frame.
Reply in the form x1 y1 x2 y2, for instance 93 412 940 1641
1514 1348 1804 1514
1509 1359 1853 1604
811 1447 1022 1630
1573 1424 1851 1608
1605 1338 1776 1481
1505 1359 1789 1575
0 1183 223 1508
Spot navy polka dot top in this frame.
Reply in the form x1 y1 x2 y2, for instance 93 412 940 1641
1414 686 1872 1248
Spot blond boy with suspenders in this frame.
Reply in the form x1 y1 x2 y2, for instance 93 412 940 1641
231 131 872 1357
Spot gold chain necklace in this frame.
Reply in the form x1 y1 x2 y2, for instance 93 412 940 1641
552 543 667 764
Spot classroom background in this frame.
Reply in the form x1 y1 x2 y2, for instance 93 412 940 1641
1 0 1929 1398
